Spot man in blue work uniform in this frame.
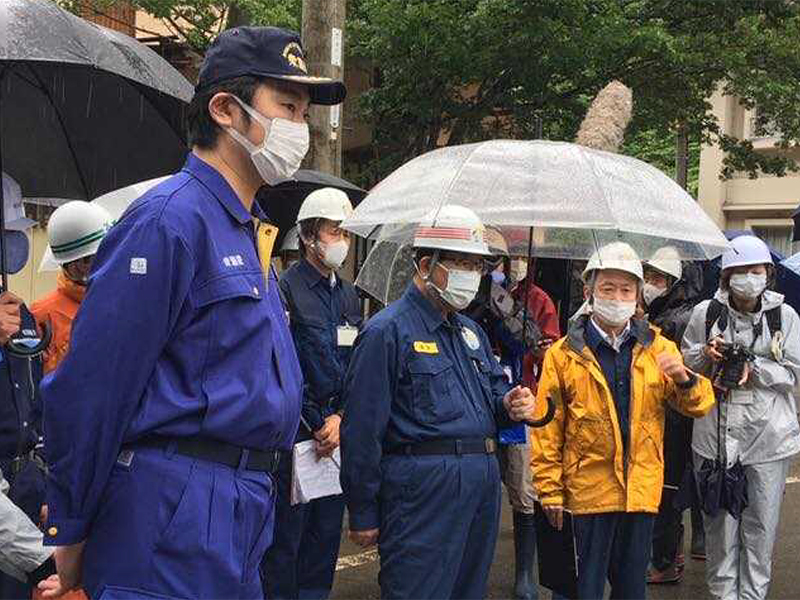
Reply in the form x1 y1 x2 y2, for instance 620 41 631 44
39 27 345 600
262 187 362 600
341 205 539 600
0 175 49 600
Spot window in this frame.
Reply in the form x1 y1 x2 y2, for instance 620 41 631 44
746 106 781 140
748 220 794 257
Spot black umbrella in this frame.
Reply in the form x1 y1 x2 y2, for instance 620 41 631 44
0 0 193 352
257 171 368 277
257 170 367 244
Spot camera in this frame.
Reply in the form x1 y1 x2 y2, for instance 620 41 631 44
715 342 754 390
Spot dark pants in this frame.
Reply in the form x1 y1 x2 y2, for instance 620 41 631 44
261 453 344 600
0 459 46 600
80 447 275 600
378 454 501 599
651 408 692 571
651 489 683 571
574 512 655 600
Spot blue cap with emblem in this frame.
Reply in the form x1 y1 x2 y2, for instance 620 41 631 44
196 26 346 106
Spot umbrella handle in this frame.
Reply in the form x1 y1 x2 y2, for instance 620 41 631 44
6 318 52 358
524 396 556 429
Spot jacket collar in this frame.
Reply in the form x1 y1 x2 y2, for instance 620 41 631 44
296 257 336 290
567 315 655 355
182 153 265 225
405 283 448 333
58 272 86 304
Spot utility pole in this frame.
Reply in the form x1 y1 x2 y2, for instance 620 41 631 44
301 0 346 176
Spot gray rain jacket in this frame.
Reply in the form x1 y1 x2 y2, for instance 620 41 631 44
682 289 800 466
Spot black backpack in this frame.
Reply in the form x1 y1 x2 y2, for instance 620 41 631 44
704 298 782 343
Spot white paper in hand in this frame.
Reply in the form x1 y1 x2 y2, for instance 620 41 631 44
290 440 343 505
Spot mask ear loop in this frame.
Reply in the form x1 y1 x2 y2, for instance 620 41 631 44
226 95 271 153
415 250 446 298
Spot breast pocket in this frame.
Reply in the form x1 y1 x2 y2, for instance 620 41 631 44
193 272 264 308
191 272 265 359
408 356 465 424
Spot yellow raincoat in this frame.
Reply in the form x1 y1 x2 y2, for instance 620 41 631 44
530 317 714 514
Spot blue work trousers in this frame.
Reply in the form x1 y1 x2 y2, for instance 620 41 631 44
80 446 275 600
261 454 344 600
378 454 501 600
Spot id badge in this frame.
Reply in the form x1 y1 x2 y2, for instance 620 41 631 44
337 325 358 347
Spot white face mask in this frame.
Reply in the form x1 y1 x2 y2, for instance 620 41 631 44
226 96 309 185
592 297 637 327
438 267 481 310
319 239 349 270
421 262 481 310
729 272 767 299
642 283 666 307
509 258 528 283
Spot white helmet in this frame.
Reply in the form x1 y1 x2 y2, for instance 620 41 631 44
280 226 300 252
296 188 353 224
485 227 509 257
583 241 643 282
721 235 773 270
645 246 682 281
48 201 112 265
413 205 492 256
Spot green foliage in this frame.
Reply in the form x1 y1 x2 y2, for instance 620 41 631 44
60 0 302 52
62 0 800 189
622 128 701 198
348 0 800 187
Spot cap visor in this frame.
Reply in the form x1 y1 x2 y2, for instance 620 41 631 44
271 74 347 105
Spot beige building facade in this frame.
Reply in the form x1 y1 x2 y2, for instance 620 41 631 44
698 90 800 257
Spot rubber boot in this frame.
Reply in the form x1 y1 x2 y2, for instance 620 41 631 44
512 511 538 600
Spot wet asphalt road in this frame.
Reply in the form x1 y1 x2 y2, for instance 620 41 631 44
330 459 800 599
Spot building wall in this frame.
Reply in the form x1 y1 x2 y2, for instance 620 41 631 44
697 90 800 256
8 228 59 306
77 1 135 36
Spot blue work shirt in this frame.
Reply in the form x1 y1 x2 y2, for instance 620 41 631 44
279 258 362 437
341 284 514 531
0 306 43 461
42 153 303 546
585 317 635 454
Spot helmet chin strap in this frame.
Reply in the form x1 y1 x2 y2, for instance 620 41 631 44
63 265 88 286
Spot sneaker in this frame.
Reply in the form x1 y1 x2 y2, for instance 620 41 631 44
647 565 683 585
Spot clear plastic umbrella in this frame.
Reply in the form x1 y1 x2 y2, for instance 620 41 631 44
344 140 729 303
344 140 728 257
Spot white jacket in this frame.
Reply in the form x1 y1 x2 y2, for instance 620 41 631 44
682 289 800 466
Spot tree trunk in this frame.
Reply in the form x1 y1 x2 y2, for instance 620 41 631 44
675 122 689 191
225 3 251 30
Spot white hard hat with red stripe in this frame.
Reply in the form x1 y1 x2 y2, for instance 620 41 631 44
413 205 492 256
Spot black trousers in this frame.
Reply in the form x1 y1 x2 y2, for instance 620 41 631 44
651 408 692 570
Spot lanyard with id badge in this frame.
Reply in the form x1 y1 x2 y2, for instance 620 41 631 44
337 324 358 347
